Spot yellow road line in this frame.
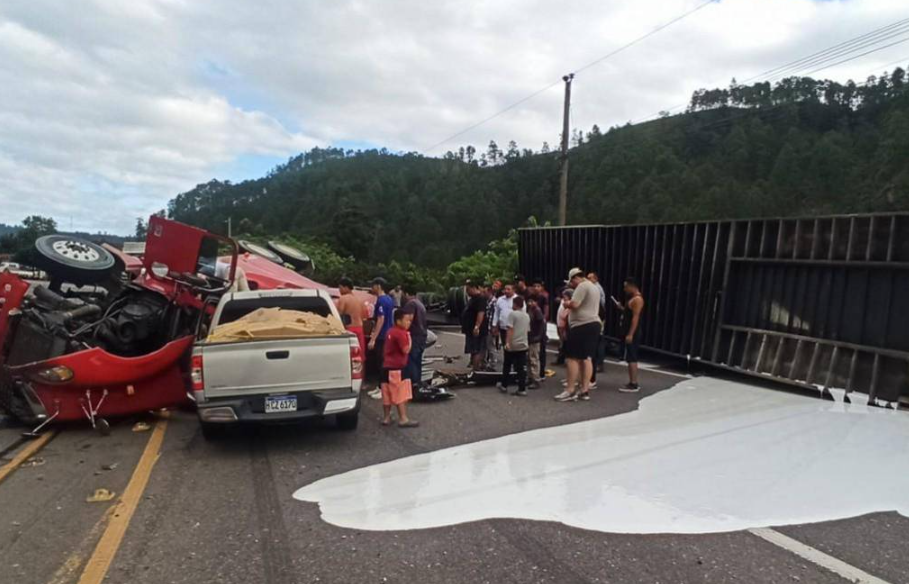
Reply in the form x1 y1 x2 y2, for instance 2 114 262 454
0 430 57 485
77 414 169 584
46 506 117 584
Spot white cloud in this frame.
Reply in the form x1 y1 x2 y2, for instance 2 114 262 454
1 0 907 233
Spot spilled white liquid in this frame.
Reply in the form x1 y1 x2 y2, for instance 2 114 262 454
293 377 909 534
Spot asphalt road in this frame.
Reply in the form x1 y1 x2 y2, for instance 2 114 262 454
1 330 907 584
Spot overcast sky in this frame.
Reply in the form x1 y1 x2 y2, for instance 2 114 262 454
1 0 907 234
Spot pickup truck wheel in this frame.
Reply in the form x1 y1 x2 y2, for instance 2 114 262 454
200 422 228 440
335 411 359 431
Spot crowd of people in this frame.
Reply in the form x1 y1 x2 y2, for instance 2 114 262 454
332 267 646 427
335 277 425 428
461 269 645 401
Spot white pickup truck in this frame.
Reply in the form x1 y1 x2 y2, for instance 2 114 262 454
191 289 363 439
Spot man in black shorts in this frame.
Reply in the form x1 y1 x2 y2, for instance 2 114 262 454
555 268 601 402
612 276 645 393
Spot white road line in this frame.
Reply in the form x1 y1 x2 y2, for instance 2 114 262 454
748 528 891 584
438 331 692 379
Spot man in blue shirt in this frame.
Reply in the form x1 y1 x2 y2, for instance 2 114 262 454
368 277 395 400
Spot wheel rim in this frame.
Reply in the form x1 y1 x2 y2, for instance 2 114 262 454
51 240 101 263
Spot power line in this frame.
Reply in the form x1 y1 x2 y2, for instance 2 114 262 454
744 17 909 83
574 0 718 75
799 35 909 78
422 0 719 153
604 56 909 153
631 18 909 129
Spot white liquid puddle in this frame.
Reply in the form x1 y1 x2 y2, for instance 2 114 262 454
293 377 909 534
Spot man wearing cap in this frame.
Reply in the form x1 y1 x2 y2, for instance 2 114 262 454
367 277 396 400
554 268 601 402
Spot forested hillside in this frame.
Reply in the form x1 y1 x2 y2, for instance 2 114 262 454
168 68 909 270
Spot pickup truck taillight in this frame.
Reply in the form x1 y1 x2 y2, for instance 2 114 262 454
191 354 204 391
349 340 364 380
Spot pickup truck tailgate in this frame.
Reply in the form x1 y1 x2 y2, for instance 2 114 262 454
199 336 352 398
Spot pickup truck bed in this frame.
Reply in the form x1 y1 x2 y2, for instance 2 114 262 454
192 290 363 439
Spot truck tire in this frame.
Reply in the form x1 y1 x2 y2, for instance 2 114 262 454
200 422 228 441
34 235 116 285
237 240 284 265
336 411 359 431
267 241 313 272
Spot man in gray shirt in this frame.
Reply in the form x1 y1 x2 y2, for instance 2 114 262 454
555 267 601 402
497 296 530 397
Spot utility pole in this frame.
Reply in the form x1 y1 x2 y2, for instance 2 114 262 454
558 73 574 226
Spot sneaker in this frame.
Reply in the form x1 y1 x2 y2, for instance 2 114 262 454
554 391 578 402
588 382 598 390
497 382 507 393
514 389 528 397
528 381 541 390
619 383 640 393
578 392 591 401
368 388 383 400
561 379 568 387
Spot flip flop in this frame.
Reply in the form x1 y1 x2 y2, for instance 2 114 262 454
398 420 420 428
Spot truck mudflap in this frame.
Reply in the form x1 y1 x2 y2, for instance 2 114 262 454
7 335 195 423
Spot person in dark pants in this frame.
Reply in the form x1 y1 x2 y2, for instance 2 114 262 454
367 277 395 400
497 296 530 397
401 285 427 391
461 281 488 370
612 277 645 393
531 278 550 378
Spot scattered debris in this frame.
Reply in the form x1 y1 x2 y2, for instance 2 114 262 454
86 488 116 502
22 456 46 467
101 462 119 471
132 422 151 432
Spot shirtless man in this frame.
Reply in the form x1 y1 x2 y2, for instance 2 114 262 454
336 277 366 357
612 276 645 393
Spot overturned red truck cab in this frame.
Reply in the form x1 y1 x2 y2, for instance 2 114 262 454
0 217 369 434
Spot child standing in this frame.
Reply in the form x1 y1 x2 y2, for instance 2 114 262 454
497 296 531 397
382 310 420 428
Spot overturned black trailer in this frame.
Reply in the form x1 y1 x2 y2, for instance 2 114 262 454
519 213 909 405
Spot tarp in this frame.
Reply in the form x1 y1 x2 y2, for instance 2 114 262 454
207 307 347 343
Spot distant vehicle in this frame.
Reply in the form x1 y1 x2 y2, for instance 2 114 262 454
0 262 43 279
191 289 363 440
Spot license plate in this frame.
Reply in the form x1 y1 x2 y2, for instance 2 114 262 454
265 395 297 413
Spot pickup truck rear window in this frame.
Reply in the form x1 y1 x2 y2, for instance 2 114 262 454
218 296 332 325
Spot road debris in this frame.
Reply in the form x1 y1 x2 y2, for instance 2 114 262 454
86 488 116 502
132 422 151 432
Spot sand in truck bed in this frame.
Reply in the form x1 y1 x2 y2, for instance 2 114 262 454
206 307 347 343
